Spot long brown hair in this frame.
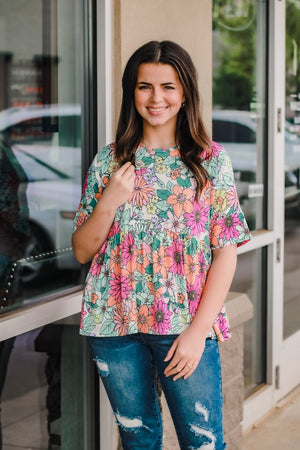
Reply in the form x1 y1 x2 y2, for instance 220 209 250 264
115 40 211 196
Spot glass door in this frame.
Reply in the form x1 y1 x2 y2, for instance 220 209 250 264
280 0 300 397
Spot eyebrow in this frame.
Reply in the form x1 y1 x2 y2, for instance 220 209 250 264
136 81 176 86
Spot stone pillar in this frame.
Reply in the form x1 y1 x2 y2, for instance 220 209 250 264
161 292 253 450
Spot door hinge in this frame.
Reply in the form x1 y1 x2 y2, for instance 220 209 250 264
277 107 282 133
275 365 280 389
276 238 281 262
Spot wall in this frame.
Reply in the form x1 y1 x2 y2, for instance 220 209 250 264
112 0 212 133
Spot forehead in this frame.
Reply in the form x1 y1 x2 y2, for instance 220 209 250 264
136 63 180 83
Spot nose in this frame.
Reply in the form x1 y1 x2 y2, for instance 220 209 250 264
151 87 162 103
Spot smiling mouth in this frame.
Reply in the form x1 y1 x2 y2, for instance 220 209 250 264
147 107 167 115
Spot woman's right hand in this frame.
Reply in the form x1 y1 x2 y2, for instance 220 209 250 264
72 162 135 264
101 161 135 209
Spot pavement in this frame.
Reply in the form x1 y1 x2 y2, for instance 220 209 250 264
242 387 300 450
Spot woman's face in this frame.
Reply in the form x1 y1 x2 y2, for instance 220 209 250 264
134 63 185 134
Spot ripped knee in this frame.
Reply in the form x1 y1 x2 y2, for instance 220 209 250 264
188 402 217 450
114 412 150 433
93 358 110 377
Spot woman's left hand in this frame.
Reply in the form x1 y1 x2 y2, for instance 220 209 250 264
164 326 206 380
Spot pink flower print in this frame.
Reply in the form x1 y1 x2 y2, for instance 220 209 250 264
107 221 121 239
217 313 231 340
80 310 87 329
167 185 194 218
187 282 200 316
213 312 230 341
165 239 184 277
120 232 137 266
107 273 131 307
149 299 172 334
113 309 129 336
89 252 105 277
198 252 208 285
184 202 209 235
201 142 221 161
219 214 241 240
226 186 239 209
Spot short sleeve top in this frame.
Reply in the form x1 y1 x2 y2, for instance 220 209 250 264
73 142 251 340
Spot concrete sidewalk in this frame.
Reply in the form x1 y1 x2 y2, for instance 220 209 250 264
242 387 300 450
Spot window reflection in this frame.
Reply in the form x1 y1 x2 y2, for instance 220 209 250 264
231 249 267 396
284 0 300 339
0 319 97 449
0 0 83 310
212 0 267 231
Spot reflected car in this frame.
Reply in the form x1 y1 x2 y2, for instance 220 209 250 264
0 105 82 283
212 110 300 226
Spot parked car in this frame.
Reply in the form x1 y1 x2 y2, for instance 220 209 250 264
212 110 300 227
0 104 82 283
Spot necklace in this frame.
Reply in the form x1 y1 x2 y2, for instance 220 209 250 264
140 140 177 149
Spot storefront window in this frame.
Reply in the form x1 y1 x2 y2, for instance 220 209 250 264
212 0 267 231
284 0 300 339
231 248 267 396
0 0 90 311
212 0 268 396
0 316 98 449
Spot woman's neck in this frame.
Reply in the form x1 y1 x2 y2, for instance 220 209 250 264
142 124 177 148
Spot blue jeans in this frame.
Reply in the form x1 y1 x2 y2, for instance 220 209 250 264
88 334 226 450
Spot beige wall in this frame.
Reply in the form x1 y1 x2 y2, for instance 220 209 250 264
113 0 212 134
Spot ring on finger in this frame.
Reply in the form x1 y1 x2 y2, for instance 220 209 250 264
186 362 193 369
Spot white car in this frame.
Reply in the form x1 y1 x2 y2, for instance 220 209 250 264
212 110 300 226
0 105 82 283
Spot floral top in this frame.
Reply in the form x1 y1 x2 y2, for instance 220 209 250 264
73 142 251 341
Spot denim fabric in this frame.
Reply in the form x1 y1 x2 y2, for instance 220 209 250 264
88 334 226 450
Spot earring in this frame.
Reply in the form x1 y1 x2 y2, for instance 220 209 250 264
181 102 185 108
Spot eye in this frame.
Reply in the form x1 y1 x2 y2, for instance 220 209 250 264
164 85 175 90
137 85 150 90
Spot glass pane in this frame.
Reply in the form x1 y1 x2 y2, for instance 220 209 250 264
0 316 98 449
284 0 300 339
230 248 267 396
212 0 267 231
0 0 84 311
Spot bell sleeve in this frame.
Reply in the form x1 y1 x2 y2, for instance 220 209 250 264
209 145 252 249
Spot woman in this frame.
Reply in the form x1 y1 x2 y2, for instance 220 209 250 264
72 40 251 450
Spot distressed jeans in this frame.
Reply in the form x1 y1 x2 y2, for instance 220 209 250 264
88 334 226 450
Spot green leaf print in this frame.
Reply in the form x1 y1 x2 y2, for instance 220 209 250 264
157 189 171 200
100 320 115 335
136 281 143 293
177 177 186 188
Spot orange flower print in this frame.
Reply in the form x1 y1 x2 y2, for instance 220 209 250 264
136 244 151 275
184 254 200 285
90 293 98 304
129 176 155 207
210 223 222 247
102 176 110 186
153 247 167 278
170 147 180 157
95 186 103 200
110 248 122 276
167 185 194 217
177 293 185 304
170 168 181 180
113 309 129 336
202 184 215 207
137 305 155 333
